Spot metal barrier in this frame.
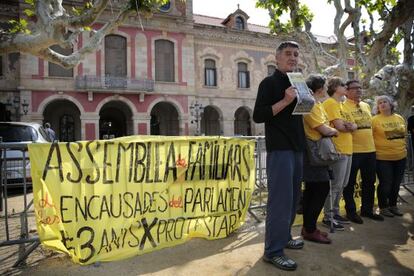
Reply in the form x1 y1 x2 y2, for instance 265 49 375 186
401 134 414 197
0 142 40 268
238 136 268 222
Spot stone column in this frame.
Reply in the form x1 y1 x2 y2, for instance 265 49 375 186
179 114 189 136
222 117 235 136
80 113 100 140
133 114 150 135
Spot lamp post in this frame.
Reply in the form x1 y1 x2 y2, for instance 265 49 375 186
5 96 29 121
189 101 204 136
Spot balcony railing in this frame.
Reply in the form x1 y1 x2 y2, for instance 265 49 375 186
75 75 154 92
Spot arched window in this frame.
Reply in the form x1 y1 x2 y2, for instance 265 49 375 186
155 40 175 82
267 65 276 76
204 59 217 87
49 45 73 77
235 16 245 30
234 107 252 136
237 62 249 88
105 35 127 77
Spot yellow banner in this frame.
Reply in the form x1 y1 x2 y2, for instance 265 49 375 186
29 136 255 265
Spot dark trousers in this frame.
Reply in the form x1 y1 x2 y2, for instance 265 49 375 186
265 150 303 258
376 158 406 209
343 152 376 215
303 181 330 233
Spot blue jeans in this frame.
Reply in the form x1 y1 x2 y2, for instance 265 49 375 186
265 150 303 258
376 158 406 209
343 152 376 215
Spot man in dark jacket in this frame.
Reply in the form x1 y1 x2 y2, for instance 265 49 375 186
253 41 305 271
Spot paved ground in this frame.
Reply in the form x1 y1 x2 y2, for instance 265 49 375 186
1 189 414 276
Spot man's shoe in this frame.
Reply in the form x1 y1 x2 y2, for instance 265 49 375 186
285 239 304 249
322 219 345 231
389 206 403 216
302 229 332 244
346 213 364 224
361 212 384 221
301 227 328 237
333 214 351 224
262 255 297 271
380 208 394 217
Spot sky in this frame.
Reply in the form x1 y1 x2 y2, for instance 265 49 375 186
193 0 359 37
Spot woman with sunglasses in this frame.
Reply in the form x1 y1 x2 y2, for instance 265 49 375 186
321 77 357 231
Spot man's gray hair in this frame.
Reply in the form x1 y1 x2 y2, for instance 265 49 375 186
276 41 299 53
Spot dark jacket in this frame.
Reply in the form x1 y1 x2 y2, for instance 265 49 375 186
253 69 306 152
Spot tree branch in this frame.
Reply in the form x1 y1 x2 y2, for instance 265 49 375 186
37 3 132 69
402 19 414 65
367 0 414 68
56 0 111 29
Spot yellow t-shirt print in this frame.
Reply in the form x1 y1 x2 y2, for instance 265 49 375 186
372 113 407 160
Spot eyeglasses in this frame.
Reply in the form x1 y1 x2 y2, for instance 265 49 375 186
347 86 362 90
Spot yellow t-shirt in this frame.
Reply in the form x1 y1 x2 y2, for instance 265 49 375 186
303 102 329 141
372 113 407 160
343 100 375 153
322 97 353 155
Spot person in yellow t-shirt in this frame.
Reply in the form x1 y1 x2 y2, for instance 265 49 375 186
342 80 384 224
302 74 338 244
321 77 357 231
372 95 407 217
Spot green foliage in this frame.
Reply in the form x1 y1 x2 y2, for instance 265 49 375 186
298 4 313 23
128 0 170 12
6 0 35 33
24 0 34 7
359 0 398 21
70 1 94 17
256 0 313 33
8 19 31 34
23 8 34 17
5 0 175 35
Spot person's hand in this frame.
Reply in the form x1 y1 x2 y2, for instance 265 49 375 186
329 128 339 137
283 86 297 104
344 122 357 132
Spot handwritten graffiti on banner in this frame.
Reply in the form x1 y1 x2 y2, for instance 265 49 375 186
29 136 255 265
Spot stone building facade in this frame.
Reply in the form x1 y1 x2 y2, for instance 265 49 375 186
0 0 341 141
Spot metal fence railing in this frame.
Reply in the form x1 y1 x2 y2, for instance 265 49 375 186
0 142 40 268
238 136 268 222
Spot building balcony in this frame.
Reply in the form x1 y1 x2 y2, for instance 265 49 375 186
75 75 154 92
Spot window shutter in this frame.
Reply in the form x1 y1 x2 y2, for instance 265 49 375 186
155 40 174 82
213 69 217 86
204 68 208 86
105 35 127 77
